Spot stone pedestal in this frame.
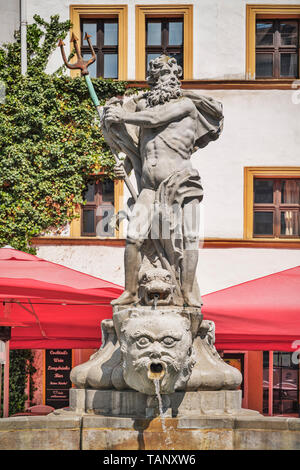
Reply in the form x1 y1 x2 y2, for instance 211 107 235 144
69 388 257 418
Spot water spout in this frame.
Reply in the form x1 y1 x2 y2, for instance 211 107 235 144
148 361 165 381
153 293 159 309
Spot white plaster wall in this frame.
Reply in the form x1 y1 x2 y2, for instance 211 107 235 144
191 89 300 238
36 244 300 295
36 244 126 287
0 0 19 46
24 0 300 79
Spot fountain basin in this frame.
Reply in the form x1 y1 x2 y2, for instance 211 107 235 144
1 412 300 450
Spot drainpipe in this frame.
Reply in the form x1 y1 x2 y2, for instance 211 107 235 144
20 0 27 75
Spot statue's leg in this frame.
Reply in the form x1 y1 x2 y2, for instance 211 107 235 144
181 198 201 307
111 188 156 305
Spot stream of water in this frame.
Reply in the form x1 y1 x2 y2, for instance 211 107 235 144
154 378 173 449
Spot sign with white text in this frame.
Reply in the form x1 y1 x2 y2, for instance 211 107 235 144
45 349 72 409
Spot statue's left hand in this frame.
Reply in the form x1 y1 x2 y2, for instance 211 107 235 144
104 106 125 125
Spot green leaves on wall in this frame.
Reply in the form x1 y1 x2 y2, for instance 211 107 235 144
0 14 127 253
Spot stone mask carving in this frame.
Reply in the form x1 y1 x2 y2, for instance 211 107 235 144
118 308 195 395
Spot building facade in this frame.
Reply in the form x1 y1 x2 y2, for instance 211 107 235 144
2 0 300 415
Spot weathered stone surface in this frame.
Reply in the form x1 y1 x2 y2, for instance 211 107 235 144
81 415 300 451
81 416 235 451
85 389 148 417
0 416 81 450
234 429 300 451
1 414 300 450
69 387 86 413
235 416 289 430
71 388 247 417
288 418 300 431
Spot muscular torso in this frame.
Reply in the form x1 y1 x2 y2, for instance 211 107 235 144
138 98 197 190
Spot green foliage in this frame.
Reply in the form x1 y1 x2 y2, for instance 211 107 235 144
8 349 36 415
0 14 127 252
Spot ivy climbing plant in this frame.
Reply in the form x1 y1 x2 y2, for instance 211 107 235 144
7 350 37 416
0 14 127 253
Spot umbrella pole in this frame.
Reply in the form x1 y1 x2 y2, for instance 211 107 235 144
268 351 273 416
3 340 9 417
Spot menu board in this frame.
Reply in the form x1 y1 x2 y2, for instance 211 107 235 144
45 349 72 409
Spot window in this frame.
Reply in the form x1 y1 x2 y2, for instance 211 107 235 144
80 19 118 79
256 20 299 78
253 178 300 237
145 18 183 74
69 5 128 80
244 168 300 240
135 5 193 80
81 180 115 237
263 352 300 415
246 5 300 79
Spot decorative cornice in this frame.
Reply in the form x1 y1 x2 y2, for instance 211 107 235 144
126 79 297 90
31 237 300 249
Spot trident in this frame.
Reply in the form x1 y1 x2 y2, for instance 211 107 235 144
58 32 138 201
58 33 182 298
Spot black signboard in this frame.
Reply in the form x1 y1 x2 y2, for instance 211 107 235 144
45 349 72 409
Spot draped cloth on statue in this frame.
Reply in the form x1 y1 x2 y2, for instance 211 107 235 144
155 168 203 276
182 91 224 150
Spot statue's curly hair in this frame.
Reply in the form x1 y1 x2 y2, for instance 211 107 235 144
145 55 183 107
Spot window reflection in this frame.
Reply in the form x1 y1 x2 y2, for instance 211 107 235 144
82 53 97 78
254 212 273 235
169 21 183 45
81 181 115 237
82 22 97 45
147 22 162 46
254 179 274 203
104 22 118 46
256 21 274 46
104 54 118 78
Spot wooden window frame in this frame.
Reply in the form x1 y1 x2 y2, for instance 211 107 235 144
253 179 300 238
70 179 124 239
255 19 299 78
244 167 300 240
135 4 193 80
246 4 300 79
69 5 128 80
80 18 119 78
145 17 184 76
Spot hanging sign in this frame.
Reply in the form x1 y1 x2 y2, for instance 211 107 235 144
45 349 72 409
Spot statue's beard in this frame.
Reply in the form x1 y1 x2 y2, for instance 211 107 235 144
146 78 183 107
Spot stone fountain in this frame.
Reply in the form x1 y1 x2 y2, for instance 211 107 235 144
68 56 259 448
2 54 299 452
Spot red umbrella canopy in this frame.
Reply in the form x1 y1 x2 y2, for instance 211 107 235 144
0 247 123 349
202 265 300 351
